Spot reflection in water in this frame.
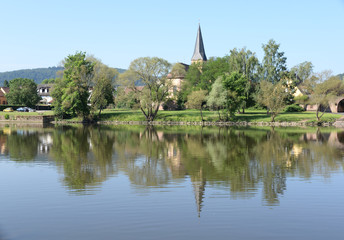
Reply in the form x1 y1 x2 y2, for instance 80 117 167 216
1 125 344 212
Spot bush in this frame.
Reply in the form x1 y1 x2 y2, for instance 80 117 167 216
163 99 178 110
284 104 304 112
4 114 9 120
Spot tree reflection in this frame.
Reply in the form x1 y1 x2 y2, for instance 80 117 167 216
113 126 172 187
1 125 344 208
4 129 39 161
50 126 117 192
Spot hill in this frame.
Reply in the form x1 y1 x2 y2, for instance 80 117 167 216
0 67 127 85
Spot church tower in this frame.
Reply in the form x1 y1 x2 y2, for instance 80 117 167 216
191 24 207 64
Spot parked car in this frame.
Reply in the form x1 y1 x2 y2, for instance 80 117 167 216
16 107 26 112
3 107 14 112
16 107 36 112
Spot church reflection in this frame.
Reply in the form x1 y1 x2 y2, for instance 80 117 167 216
1 125 344 214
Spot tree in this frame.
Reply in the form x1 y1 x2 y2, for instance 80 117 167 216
256 80 288 122
228 47 259 82
260 39 287 84
41 78 56 84
310 76 344 121
207 72 247 120
227 48 259 112
3 80 9 87
181 57 229 106
89 58 118 119
207 76 227 120
222 72 248 118
200 57 229 89
52 52 94 119
6 78 40 107
121 57 171 121
186 90 207 122
290 61 313 84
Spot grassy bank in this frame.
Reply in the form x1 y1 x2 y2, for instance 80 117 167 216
96 109 341 123
2 109 340 123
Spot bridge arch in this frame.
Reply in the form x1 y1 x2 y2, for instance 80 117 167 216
337 99 344 112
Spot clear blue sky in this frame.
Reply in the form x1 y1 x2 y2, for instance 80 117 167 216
1 0 343 74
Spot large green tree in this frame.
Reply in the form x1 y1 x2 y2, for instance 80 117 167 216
52 52 94 119
121 57 171 121
260 39 287 84
207 72 247 120
89 58 118 118
6 78 40 107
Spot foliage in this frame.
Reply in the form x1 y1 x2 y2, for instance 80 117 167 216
207 76 227 120
228 47 259 82
222 72 248 118
170 63 187 77
256 80 289 122
207 72 248 120
294 95 309 106
3 80 9 87
200 57 229 89
162 99 178 110
284 104 304 112
260 39 287 84
290 61 313 84
4 114 9 119
41 78 57 84
120 57 171 121
115 87 140 109
52 51 94 119
6 78 41 107
181 57 228 103
186 89 207 121
89 58 118 118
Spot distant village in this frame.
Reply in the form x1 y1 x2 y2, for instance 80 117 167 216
1 25 344 122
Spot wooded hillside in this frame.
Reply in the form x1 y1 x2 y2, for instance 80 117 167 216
0 67 126 85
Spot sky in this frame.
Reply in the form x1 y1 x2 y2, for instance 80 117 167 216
0 0 343 74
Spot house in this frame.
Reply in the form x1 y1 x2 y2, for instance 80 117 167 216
0 87 9 105
37 84 54 105
292 83 344 113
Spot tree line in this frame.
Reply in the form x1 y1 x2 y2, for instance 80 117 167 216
3 39 343 122
115 39 343 122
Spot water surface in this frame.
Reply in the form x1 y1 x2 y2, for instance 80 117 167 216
0 125 343 240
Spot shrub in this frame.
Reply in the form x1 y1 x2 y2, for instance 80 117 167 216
163 99 178 110
4 114 9 120
284 104 304 112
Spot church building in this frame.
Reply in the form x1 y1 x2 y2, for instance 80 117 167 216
168 24 207 93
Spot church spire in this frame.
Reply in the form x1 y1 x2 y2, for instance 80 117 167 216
191 24 207 63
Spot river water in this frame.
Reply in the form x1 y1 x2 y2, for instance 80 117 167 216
0 124 343 240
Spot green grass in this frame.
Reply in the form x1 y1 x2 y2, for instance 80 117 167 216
15 108 339 123
0 110 54 116
96 109 342 123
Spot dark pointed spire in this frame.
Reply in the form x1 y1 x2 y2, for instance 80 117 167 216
191 24 207 62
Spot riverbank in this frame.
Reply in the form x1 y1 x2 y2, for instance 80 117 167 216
55 109 343 127
1 109 343 127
